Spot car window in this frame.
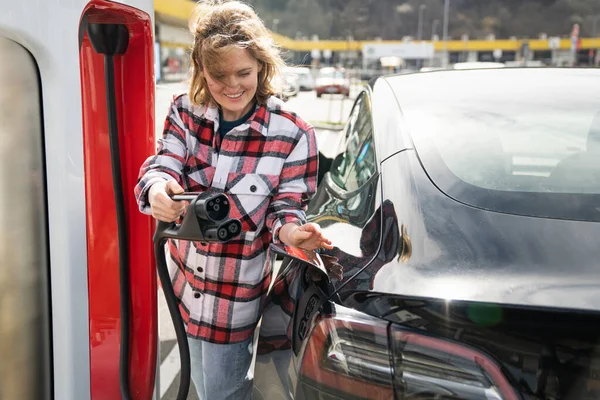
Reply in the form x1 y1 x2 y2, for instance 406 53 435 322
330 93 374 189
397 70 600 195
391 69 600 222
318 67 346 79
345 136 377 192
320 71 345 79
343 94 363 140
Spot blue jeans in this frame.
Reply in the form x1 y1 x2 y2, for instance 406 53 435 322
188 336 254 400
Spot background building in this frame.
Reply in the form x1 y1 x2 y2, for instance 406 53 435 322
153 0 600 82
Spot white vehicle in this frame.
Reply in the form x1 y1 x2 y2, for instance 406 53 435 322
505 60 546 68
273 73 299 101
453 61 506 70
419 66 445 72
1 1 159 399
283 66 314 91
283 72 300 97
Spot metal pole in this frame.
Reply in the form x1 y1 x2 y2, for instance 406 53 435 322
431 19 440 67
442 0 450 68
593 16 598 46
593 16 599 66
432 19 440 40
417 5 426 40
340 91 345 124
417 4 426 70
328 92 333 123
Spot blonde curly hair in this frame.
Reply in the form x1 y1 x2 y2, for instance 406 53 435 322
188 0 285 106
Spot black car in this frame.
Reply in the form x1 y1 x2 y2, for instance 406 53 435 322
253 68 600 400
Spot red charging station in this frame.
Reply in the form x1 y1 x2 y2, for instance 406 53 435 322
79 1 157 398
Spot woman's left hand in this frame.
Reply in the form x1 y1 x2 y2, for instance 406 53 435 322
279 222 333 251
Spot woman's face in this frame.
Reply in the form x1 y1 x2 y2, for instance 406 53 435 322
202 47 262 121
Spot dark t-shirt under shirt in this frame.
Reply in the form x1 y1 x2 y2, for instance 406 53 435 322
218 104 256 141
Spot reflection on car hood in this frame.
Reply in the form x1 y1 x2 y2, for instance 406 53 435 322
330 150 600 313
321 222 364 257
373 266 600 311
366 151 600 312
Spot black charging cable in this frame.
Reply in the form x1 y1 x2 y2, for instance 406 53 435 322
153 192 242 400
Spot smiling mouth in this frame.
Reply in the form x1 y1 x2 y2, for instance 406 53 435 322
224 91 244 99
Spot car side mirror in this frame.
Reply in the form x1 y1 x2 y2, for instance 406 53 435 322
318 152 333 185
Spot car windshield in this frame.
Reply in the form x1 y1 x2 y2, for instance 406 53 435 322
391 69 600 221
320 70 345 79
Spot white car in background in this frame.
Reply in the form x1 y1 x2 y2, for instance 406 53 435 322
273 74 299 102
284 66 314 91
453 61 506 69
419 66 445 72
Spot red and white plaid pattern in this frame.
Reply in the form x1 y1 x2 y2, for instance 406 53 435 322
135 94 318 343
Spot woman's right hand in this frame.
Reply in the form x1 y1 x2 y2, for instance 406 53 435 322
148 180 187 222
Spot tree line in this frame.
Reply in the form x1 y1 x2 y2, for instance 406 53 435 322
239 0 600 41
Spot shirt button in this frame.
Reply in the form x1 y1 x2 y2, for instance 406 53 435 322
197 267 203 273
250 185 257 193
194 292 201 299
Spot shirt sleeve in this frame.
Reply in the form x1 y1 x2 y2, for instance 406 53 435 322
266 126 319 242
134 96 188 214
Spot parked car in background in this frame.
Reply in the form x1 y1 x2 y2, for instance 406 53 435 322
419 66 444 72
283 72 300 97
284 66 314 91
254 68 600 400
315 67 350 97
505 60 547 67
453 61 506 69
273 73 299 102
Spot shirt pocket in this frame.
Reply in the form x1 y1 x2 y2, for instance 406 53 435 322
226 173 279 233
183 159 215 191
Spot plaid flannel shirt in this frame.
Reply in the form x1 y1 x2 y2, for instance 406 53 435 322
134 94 318 344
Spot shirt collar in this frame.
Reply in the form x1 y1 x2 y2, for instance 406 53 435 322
201 96 284 137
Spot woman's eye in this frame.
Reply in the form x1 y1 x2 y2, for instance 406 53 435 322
240 72 250 77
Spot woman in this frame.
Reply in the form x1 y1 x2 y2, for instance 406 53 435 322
134 1 332 399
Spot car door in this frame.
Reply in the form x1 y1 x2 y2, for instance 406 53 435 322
253 91 385 399
308 91 382 292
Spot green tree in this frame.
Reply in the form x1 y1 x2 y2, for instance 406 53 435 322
242 0 600 40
